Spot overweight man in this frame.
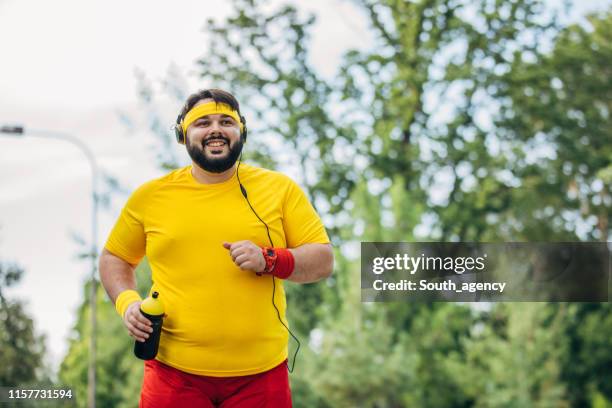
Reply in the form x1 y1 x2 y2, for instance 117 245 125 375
99 88 333 407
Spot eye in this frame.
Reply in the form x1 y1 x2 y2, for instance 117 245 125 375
195 119 210 127
222 119 234 126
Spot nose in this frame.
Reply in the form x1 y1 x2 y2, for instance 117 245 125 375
208 120 223 135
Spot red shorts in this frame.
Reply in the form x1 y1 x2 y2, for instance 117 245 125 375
139 359 292 408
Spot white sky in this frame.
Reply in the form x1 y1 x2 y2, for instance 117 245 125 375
0 0 608 374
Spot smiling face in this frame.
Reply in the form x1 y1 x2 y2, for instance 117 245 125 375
185 98 244 173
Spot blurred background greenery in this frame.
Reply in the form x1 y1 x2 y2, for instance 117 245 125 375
1 0 610 406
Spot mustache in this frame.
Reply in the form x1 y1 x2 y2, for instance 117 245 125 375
202 136 230 146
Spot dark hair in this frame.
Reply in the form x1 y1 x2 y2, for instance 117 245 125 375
177 88 242 124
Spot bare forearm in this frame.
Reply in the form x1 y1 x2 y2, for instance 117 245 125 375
99 248 138 303
287 243 334 283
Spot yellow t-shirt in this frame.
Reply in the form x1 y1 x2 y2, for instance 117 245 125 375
105 164 330 376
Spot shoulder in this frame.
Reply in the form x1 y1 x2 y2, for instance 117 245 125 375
240 163 296 187
240 164 312 209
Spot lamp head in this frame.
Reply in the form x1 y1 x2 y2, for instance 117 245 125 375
0 125 25 135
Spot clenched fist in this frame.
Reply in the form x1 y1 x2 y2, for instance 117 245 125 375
223 240 265 273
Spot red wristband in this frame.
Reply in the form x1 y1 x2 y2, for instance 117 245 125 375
262 247 295 279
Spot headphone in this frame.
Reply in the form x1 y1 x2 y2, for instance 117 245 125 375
174 110 248 145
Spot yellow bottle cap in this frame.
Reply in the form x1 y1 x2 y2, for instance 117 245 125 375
140 291 165 316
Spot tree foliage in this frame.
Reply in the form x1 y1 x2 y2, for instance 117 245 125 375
188 1 611 406
0 260 47 387
0 260 70 407
495 11 612 241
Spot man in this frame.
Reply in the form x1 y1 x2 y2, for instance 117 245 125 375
99 88 333 407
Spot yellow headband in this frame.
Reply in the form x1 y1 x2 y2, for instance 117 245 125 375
181 102 244 133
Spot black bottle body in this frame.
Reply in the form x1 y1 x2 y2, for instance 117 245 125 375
134 311 163 360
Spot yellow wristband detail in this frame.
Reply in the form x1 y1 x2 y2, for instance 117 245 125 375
115 290 142 318
181 102 243 133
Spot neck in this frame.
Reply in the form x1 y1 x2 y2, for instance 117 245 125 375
190 162 237 184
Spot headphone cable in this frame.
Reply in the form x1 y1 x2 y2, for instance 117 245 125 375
236 157 301 373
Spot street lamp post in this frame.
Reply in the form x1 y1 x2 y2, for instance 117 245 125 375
1 125 99 408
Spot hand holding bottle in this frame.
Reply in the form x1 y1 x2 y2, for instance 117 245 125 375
123 301 153 343
133 292 165 360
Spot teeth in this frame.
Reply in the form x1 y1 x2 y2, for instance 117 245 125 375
207 141 226 147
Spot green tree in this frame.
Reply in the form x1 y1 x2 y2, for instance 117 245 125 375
560 303 612 406
494 11 611 241
446 303 569 407
0 260 47 387
0 260 71 407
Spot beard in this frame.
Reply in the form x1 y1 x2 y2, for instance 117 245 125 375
186 135 243 173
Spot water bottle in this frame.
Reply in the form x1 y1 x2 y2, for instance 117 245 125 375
134 291 164 360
